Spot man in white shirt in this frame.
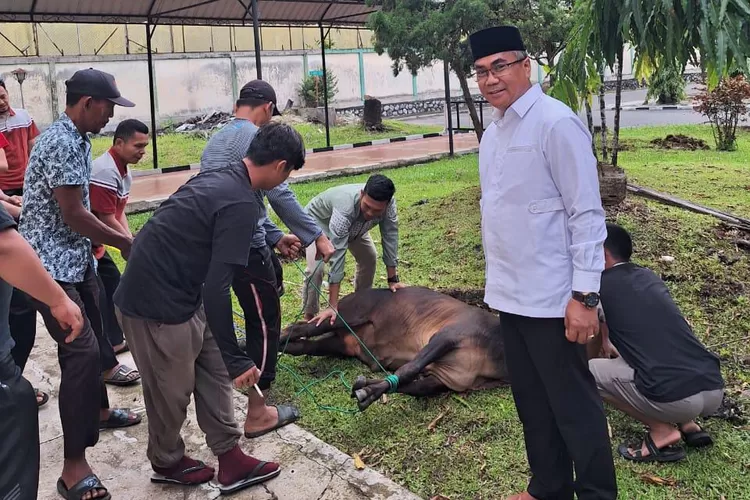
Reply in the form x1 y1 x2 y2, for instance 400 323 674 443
470 26 617 500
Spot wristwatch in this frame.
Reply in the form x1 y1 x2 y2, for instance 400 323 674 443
572 291 600 308
387 275 400 284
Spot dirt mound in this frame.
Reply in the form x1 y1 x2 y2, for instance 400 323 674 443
650 134 710 151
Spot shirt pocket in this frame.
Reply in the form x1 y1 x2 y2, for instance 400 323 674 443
527 196 568 258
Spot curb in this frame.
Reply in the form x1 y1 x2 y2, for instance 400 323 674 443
613 104 695 111
126 146 479 215
131 132 447 178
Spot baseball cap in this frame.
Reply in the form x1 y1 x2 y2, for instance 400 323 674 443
238 80 281 116
65 68 135 107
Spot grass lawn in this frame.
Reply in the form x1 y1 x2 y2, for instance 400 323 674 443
615 124 750 218
90 119 442 171
117 127 750 499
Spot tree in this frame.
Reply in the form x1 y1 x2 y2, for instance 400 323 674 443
367 0 505 141
506 0 575 83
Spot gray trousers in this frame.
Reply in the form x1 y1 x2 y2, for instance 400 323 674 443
302 232 377 316
116 304 241 468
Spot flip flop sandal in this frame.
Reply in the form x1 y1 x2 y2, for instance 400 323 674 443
103 364 140 386
244 405 300 439
618 433 686 463
151 461 214 486
680 426 713 448
100 408 142 429
36 388 49 408
217 461 281 495
56 474 111 500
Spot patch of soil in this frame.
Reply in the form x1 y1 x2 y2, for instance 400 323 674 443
650 134 710 151
706 393 746 424
698 276 745 306
440 288 491 312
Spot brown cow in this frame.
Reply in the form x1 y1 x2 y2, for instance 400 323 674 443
280 286 511 411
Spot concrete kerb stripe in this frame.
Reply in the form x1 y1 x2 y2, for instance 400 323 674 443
612 104 750 112
131 132 450 177
125 146 479 215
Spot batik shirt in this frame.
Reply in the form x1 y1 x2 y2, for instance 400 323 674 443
19 113 95 283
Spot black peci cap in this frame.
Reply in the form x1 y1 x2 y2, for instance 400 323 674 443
65 68 135 107
238 79 281 116
469 26 526 62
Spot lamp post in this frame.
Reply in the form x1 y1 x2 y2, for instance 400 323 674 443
11 68 27 109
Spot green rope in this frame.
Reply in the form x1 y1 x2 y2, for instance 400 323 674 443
234 257 395 414
385 374 399 393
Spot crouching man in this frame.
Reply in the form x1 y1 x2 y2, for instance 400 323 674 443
590 223 725 463
113 122 305 494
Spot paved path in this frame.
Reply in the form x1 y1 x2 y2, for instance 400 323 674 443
26 316 422 500
128 134 480 213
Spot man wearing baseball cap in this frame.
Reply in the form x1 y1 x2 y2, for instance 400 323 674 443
18 67 139 500
200 80 334 440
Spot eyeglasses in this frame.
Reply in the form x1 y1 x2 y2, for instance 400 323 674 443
474 57 527 81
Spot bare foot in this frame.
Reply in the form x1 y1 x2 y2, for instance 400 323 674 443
244 404 279 435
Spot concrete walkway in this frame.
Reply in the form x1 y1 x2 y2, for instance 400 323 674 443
26 317 422 500
128 134 479 213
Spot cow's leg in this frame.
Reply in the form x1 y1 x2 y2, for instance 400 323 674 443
351 326 462 411
281 313 369 342
397 375 449 397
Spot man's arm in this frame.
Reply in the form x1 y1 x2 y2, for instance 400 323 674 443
94 211 129 237
379 200 400 282
117 211 132 236
203 259 256 379
0 225 83 342
546 117 607 293
267 182 323 248
262 216 284 248
53 186 132 254
205 201 261 381
0 147 7 172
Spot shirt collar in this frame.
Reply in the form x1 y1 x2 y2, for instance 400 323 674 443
59 112 91 147
107 148 129 176
491 84 543 122
7 107 15 117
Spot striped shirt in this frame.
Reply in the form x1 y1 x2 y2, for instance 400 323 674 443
0 107 40 191
200 118 322 248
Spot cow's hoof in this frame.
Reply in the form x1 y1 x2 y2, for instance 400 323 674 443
352 376 367 393
354 388 369 404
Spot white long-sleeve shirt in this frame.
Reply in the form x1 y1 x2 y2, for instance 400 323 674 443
479 84 606 318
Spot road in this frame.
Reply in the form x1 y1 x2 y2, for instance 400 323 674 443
400 85 709 130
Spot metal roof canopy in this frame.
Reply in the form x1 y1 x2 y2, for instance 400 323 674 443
0 0 380 168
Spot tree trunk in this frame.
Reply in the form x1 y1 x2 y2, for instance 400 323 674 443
363 96 384 131
454 63 483 142
612 47 624 168
585 95 596 159
598 67 608 161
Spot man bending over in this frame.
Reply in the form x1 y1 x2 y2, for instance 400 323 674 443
590 222 725 463
114 122 305 494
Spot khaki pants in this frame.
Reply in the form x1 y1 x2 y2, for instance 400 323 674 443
302 232 377 316
589 356 723 425
115 304 241 468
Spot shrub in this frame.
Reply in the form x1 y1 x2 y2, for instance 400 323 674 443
646 63 686 105
695 75 750 151
298 72 338 108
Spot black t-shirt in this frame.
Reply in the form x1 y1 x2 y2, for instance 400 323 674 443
600 263 724 403
114 162 259 378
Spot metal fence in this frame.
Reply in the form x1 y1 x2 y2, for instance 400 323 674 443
0 23 372 57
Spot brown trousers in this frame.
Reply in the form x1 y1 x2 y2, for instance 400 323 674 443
115 304 240 468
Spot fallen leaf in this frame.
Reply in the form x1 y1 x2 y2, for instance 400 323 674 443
380 393 389 404
430 496 451 500
607 419 613 439
353 453 365 470
428 412 446 432
641 474 677 487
